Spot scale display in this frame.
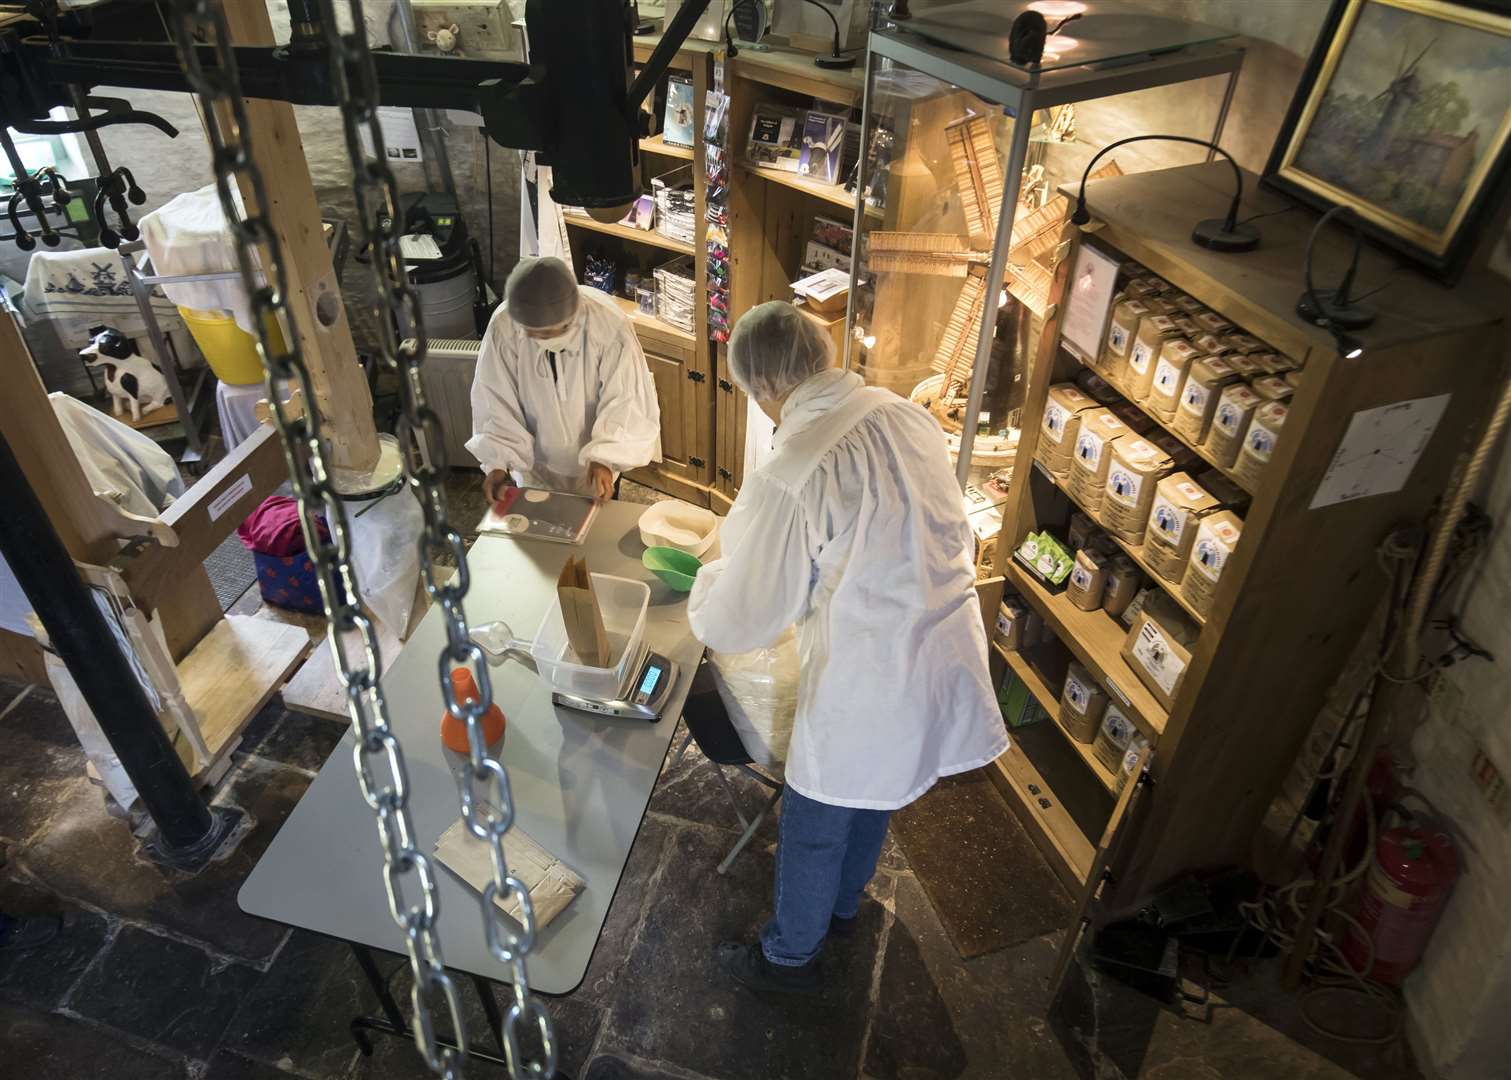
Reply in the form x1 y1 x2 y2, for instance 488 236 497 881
552 651 678 722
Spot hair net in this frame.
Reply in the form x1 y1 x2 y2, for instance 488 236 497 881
505 256 581 329
728 301 835 401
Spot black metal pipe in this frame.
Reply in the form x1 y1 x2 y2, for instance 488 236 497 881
0 427 214 851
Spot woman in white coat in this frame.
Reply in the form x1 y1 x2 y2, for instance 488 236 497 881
467 257 661 501
689 302 1008 994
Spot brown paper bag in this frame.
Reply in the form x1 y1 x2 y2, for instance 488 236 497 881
557 557 610 667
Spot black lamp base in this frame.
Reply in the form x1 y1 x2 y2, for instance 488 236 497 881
1190 218 1260 253
1296 288 1377 330
815 53 858 69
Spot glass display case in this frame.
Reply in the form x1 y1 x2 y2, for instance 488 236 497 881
843 3 1247 489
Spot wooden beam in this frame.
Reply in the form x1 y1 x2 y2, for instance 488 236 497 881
213 0 380 477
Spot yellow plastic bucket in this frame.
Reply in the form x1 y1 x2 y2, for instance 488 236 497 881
178 307 286 386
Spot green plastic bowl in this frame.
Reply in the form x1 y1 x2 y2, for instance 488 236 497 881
643 546 702 592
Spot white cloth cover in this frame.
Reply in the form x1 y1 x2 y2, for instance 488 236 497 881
688 369 1008 810
0 394 183 638
466 286 661 495
138 184 256 333
215 380 267 450
21 247 182 346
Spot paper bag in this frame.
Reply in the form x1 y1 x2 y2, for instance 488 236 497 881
434 818 585 931
557 557 610 667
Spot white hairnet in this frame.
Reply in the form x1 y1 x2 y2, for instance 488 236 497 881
728 301 835 401
505 256 581 329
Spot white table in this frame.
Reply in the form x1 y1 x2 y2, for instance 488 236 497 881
239 500 703 1016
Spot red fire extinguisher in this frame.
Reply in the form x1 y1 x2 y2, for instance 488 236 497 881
1343 824 1458 985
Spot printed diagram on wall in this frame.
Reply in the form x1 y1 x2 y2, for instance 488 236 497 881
1310 393 1451 508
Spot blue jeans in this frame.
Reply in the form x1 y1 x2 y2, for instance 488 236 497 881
761 785 891 967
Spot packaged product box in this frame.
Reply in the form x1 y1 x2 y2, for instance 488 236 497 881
1100 438 1174 543
1101 554 1141 618
1067 548 1109 612
1077 368 1120 405
1147 339 1203 423
1059 662 1108 742
1284 369 1305 390
1023 610 1044 648
1222 333 1266 355
1173 294 1206 315
1144 473 1219 583
1037 384 1097 476
1120 597 1200 710
1068 511 1097 552
1173 316 1202 339
1120 585 1154 628
1128 276 1168 298
1251 353 1292 375
1092 704 1137 773
1194 310 1235 336
1116 733 1152 793
1104 298 1152 375
1233 400 1288 489
1110 400 1155 434
1149 430 1200 472
1067 409 1132 512
1190 329 1229 356
999 670 1053 729
1204 383 1262 467
1016 531 1075 586
993 596 1029 651
1225 354 1264 379
1195 468 1248 510
1180 510 1243 617
1126 317 1182 401
1251 374 1294 402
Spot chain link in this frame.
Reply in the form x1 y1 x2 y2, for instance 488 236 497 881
166 4 553 1077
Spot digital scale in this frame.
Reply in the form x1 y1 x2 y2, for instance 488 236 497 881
550 649 679 722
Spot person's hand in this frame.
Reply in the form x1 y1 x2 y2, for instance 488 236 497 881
588 462 614 503
483 469 514 505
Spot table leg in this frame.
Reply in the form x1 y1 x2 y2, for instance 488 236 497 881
471 973 510 1058
344 943 524 1071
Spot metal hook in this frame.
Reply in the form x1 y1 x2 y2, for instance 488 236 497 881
6 192 35 251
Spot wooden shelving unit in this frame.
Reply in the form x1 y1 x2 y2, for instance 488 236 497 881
992 162 1505 910
639 134 695 162
994 640 1120 796
736 161 874 214
1068 353 1257 497
563 214 695 257
609 294 695 348
1029 459 1208 626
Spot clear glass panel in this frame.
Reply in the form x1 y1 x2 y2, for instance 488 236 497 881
848 59 1031 491
908 1 1235 74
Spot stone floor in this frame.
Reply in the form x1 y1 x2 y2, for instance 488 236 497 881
0 673 1424 1080
0 473 1423 1079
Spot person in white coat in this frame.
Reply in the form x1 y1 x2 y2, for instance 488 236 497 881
688 302 1008 994
467 257 661 501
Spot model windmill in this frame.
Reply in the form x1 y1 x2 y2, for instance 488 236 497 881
1362 38 1436 164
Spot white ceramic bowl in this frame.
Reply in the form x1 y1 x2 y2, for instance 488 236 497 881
638 500 719 558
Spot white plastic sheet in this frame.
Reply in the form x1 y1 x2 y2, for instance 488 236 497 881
347 487 423 638
707 626 800 765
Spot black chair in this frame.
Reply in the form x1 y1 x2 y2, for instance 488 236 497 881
673 659 783 874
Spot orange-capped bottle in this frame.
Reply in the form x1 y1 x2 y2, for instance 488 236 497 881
440 667 506 753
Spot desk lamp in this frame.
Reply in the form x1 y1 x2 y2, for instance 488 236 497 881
1069 134 1260 253
1298 205 1373 359
727 1 858 69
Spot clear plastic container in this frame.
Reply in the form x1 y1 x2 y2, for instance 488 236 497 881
530 573 650 700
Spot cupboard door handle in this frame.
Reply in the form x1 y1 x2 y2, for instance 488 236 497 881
717 378 734 393
690 456 706 468
687 370 706 383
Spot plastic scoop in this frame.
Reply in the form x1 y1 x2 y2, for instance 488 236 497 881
642 546 702 592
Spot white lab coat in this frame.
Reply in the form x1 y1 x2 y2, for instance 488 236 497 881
688 369 1008 810
466 287 661 495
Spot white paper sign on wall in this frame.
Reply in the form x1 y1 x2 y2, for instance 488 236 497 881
1310 394 1451 509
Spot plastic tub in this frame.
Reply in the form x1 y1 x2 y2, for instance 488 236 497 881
179 307 287 386
530 573 650 700
638 500 718 557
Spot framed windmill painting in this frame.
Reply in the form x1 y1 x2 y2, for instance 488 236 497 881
1264 0 1511 281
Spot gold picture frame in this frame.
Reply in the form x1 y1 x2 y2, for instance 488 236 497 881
1263 0 1511 281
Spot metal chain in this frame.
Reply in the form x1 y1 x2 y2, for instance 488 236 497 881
166 3 553 1077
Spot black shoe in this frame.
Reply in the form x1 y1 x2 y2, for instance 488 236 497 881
716 940 821 995
0 914 62 952
828 913 857 937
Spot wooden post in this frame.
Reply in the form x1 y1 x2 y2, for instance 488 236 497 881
213 0 380 476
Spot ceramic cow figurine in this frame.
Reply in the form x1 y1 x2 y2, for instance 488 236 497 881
80 325 172 422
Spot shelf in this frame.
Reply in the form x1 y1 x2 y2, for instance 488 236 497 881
610 294 695 348
640 134 695 161
991 742 1094 890
1029 459 1209 627
1005 560 1168 743
995 641 1120 796
737 161 860 211
1068 350 1257 498
563 214 695 256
